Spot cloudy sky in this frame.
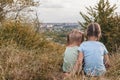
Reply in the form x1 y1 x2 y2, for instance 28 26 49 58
38 0 120 23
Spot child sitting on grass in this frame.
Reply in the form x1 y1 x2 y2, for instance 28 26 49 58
62 29 84 79
78 23 110 79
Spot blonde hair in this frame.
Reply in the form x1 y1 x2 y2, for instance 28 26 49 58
67 29 84 46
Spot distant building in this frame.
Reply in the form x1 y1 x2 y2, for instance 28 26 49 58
39 23 79 32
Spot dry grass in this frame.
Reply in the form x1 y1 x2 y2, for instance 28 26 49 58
0 41 65 80
0 21 65 80
0 21 120 80
0 20 47 50
105 53 120 80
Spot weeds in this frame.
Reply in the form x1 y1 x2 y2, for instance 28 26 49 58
0 21 120 80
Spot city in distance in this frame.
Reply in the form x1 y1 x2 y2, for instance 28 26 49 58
40 23 81 32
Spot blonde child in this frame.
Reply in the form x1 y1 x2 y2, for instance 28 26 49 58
62 29 84 79
77 23 110 79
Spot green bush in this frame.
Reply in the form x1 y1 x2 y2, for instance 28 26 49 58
0 21 47 50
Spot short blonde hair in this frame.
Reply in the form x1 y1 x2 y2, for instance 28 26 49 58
67 29 84 46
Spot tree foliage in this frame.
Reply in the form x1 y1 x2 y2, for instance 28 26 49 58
79 0 120 52
0 0 39 22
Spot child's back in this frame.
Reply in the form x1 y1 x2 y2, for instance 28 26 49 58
78 23 110 77
79 41 108 76
63 46 79 72
62 29 84 78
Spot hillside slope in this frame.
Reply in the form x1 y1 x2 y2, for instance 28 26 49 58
0 21 120 80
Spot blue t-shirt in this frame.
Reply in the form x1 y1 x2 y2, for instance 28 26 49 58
78 41 108 76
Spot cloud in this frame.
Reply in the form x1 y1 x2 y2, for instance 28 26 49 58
39 0 72 9
38 0 120 23
40 4 64 8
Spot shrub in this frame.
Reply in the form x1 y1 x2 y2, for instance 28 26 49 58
0 20 47 50
0 21 65 79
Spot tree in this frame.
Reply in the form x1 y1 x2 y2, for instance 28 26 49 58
0 0 39 22
0 0 13 21
79 0 120 52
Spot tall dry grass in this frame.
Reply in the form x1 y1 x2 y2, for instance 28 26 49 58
0 43 65 80
0 21 65 80
105 53 120 80
0 21 120 80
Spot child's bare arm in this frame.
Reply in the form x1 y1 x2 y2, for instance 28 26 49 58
104 54 110 68
72 52 83 75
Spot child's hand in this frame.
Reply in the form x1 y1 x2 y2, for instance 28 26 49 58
104 54 110 69
63 72 71 79
105 62 110 69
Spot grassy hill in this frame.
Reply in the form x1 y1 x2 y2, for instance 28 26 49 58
0 21 120 80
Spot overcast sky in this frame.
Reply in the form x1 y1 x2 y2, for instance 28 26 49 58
38 0 120 23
